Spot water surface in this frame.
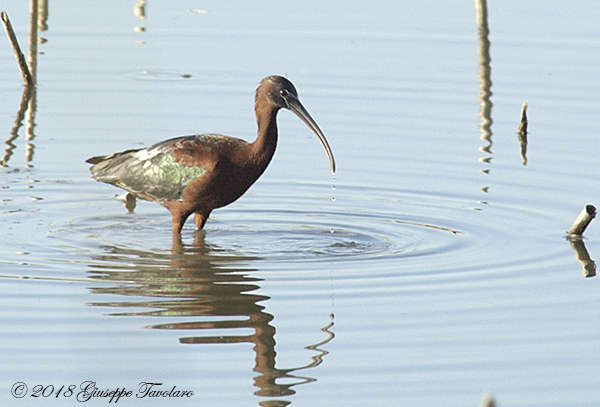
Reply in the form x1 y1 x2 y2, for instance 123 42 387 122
1 1 600 406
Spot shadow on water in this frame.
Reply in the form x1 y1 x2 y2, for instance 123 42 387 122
87 233 334 406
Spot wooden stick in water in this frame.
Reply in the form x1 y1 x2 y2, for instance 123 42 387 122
480 393 496 407
568 205 596 236
518 101 528 133
518 102 528 166
1 11 34 85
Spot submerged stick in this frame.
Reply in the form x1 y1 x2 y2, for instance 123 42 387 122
1 11 34 85
568 205 596 236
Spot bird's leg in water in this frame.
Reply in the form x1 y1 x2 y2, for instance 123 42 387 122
194 211 210 230
171 211 190 234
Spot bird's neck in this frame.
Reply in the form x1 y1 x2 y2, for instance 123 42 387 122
250 100 279 168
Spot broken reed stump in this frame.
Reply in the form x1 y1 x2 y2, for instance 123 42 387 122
568 205 596 236
518 101 528 133
480 393 496 407
567 205 596 277
1 11 34 86
518 102 528 166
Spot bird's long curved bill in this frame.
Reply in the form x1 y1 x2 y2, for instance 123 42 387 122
287 97 336 174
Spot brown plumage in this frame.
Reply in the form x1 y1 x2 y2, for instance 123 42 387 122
86 76 335 233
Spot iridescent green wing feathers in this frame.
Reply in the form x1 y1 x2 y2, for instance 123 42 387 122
87 136 212 202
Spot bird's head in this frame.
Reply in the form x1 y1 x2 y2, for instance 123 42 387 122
257 75 336 174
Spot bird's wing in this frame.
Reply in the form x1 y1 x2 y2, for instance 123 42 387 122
87 135 240 202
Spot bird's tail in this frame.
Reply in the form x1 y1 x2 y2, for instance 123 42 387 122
86 148 143 184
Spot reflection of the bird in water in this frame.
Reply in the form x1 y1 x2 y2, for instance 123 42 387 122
87 234 334 404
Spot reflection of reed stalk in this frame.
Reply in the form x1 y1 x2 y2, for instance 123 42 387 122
475 0 492 149
475 0 492 198
1 11 34 85
1 85 34 167
24 0 39 165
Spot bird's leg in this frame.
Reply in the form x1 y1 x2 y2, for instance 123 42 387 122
171 211 191 234
194 211 210 230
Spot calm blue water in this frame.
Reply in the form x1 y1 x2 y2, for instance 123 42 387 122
1 1 600 406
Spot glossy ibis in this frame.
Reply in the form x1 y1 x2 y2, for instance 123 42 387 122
86 75 335 233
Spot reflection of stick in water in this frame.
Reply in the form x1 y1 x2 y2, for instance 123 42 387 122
475 0 493 199
475 0 493 149
568 205 596 236
568 238 596 278
1 11 34 85
1 85 34 167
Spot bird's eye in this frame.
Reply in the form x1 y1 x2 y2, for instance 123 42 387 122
276 89 291 108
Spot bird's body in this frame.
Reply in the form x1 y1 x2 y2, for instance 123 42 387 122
86 76 335 233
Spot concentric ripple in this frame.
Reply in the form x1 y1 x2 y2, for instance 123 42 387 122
203 207 461 264
1 172 575 281
16 179 566 281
